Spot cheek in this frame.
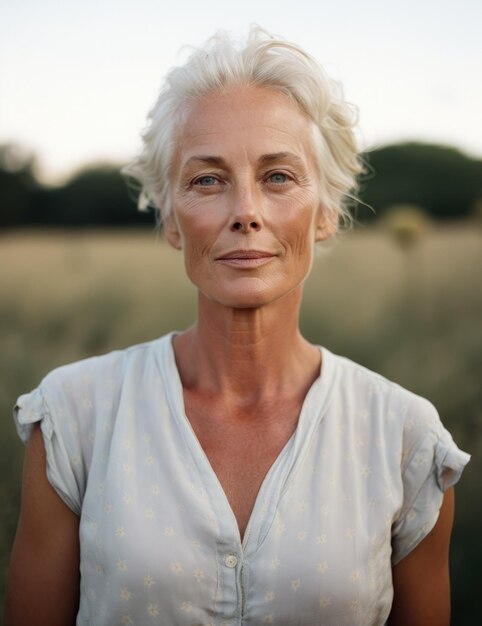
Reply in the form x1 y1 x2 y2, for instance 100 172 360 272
174 201 221 253
289 230 316 277
270 190 319 255
275 210 319 286
174 214 220 282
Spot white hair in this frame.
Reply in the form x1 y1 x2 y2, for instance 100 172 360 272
122 26 363 229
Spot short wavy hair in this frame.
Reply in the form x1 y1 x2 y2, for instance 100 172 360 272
122 26 363 229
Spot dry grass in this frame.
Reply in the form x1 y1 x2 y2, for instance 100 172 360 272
1 225 481 621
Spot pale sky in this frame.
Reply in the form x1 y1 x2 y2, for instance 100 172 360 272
1 0 481 184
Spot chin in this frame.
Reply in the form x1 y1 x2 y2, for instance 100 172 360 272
216 293 274 310
207 283 296 310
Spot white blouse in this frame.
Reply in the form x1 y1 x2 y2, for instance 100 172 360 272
14 333 469 626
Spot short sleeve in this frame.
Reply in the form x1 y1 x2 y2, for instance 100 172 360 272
391 397 470 565
14 383 85 515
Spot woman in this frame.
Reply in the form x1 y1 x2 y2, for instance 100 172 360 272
5 27 469 626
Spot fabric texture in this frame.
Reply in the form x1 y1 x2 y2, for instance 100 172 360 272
13 333 470 626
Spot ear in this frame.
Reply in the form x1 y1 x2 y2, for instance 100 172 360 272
164 213 182 250
314 206 337 242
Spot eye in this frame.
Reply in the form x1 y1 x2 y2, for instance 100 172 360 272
193 175 219 187
266 172 291 185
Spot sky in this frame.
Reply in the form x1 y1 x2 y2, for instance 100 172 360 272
1 0 481 184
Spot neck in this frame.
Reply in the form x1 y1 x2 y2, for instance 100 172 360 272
173 287 320 404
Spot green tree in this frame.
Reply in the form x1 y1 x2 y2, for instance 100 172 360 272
0 145 39 228
358 143 482 222
47 165 153 227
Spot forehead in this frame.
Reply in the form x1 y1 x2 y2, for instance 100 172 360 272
173 85 316 168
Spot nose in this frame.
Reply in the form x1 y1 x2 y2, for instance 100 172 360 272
231 218 261 233
229 183 263 233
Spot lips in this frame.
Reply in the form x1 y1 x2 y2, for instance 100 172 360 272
215 249 277 268
216 250 275 260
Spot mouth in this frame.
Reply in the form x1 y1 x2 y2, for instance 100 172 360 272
216 249 277 268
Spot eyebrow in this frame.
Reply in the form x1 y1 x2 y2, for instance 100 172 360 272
183 152 306 169
183 155 227 168
258 152 306 167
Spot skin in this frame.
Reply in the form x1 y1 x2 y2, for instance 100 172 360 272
5 85 454 625
4 424 80 626
388 487 454 625
165 86 332 537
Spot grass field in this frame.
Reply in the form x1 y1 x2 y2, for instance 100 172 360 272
1 226 481 622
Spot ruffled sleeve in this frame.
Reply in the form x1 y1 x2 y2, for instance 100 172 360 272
14 383 85 515
391 397 470 565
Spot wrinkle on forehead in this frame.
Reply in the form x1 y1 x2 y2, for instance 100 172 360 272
173 85 318 176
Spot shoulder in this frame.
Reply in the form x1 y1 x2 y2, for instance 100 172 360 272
324 349 469 565
326 348 436 428
13 334 174 512
323 349 454 474
42 335 164 385
15 334 173 450
40 334 169 408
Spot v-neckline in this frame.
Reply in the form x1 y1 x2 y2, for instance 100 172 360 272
156 332 336 557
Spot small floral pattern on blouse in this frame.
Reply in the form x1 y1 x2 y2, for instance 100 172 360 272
14 334 469 625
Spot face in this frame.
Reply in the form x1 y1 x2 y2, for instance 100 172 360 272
165 85 335 309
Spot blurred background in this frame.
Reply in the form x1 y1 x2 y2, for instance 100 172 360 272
1 0 481 622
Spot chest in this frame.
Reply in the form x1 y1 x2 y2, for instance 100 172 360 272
183 393 301 539
80 399 398 626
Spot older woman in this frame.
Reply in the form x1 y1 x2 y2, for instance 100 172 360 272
6 27 469 626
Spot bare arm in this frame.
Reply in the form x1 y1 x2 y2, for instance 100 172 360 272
4 423 80 626
388 488 455 626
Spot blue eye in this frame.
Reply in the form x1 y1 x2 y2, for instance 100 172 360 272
268 172 288 184
194 176 218 186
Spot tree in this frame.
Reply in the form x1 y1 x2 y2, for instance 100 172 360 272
0 145 39 228
358 143 482 222
47 165 152 227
